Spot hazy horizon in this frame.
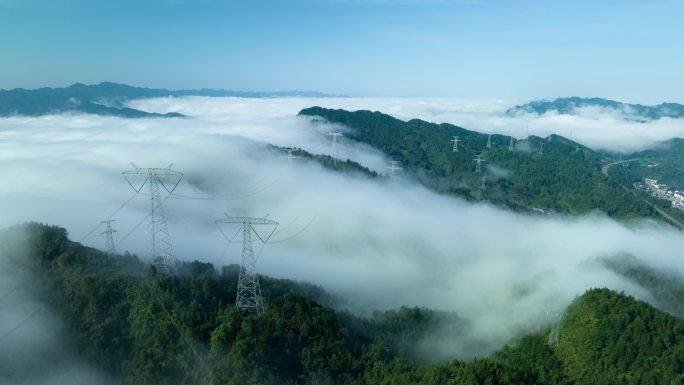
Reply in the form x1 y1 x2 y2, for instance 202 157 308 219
1 1 683 102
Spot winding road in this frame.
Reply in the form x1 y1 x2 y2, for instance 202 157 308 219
601 158 684 229
601 158 641 176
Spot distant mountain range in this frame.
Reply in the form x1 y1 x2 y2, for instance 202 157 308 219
507 97 684 120
0 82 333 118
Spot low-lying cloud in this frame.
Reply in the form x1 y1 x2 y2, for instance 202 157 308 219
0 228 114 385
130 96 684 154
1 96 684 363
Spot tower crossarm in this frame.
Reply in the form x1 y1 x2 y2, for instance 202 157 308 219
122 164 183 193
216 214 279 226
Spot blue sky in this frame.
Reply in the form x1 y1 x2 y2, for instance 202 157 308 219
0 0 682 101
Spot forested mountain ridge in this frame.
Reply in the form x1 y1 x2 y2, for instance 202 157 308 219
2 222 683 385
506 97 684 120
0 82 332 118
298 107 674 221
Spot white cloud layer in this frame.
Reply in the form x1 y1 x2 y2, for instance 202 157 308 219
131 96 684 154
1 96 684 361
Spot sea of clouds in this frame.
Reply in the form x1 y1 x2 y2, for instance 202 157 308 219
1 96 683 363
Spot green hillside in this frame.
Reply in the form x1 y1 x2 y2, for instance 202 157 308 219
2 223 683 385
298 107 661 219
554 288 684 384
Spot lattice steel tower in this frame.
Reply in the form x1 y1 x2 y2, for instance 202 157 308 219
101 219 118 255
328 132 343 164
216 214 278 315
387 160 403 177
473 154 485 173
451 136 460 152
122 163 183 275
282 148 300 168
546 311 564 346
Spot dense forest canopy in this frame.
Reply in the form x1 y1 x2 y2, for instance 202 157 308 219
298 107 684 223
0 223 682 385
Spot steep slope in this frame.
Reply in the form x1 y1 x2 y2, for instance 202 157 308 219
298 107 659 219
554 288 684 384
2 223 683 385
495 289 684 385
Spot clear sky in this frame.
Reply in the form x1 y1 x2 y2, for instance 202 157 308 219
1 0 682 101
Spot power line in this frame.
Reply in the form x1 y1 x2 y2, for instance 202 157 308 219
0 306 43 344
78 192 138 243
166 177 280 201
0 285 20 303
147 285 214 380
113 194 171 249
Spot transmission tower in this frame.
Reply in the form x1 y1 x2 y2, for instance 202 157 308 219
451 136 460 152
387 160 403 177
486 133 492 149
101 219 118 255
122 163 183 275
328 132 343 164
508 136 515 151
282 148 300 168
216 214 278 315
546 311 565 346
539 142 544 155
473 154 485 173
480 175 486 190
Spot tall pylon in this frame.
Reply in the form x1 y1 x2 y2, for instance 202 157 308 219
282 148 300 168
473 154 485 173
508 135 515 151
480 175 486 190
122 163 183 275
387 160 403 177
216 214 278 315
546 311 565 346
328 132 343 164
539 142 544 155
101 219 118 255
451 136 460 152
486 134 492 149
